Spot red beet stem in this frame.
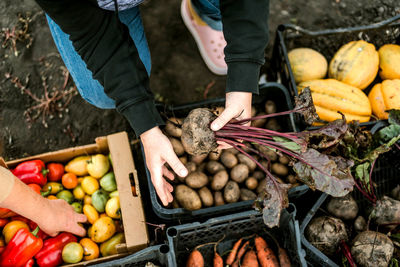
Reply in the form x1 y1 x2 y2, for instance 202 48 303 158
222 124 299 140
353 178 376 204
230 108 305 125
215 130 274 140
340 240 357 267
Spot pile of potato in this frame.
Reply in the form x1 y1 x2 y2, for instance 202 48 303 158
162 101 302 211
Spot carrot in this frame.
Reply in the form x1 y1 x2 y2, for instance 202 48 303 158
232 240 250 267
254 236 279 267
214 252 223 267
186 249 204 267
226 238 243 265
278 247 291 267
242 249 259 267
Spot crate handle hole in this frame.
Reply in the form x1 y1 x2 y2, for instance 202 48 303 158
129 172 137 197
167 227 177 238
160 244 170 254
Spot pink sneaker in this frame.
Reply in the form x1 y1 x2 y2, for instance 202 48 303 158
181 0 228 75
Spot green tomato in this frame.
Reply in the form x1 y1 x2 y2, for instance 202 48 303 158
56 190 74 204
71 202 83 213
62 242 84 264
109 190 119 198
91 189 109 213
100 172 117 192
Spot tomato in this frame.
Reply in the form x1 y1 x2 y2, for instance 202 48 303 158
3 220 29 243
73 185 85 200
81 176 99 195
0 218 9 228
28 184 41 194
100 233 125 257
83 204 99 225
91 190 109 213
71 202 83 213
56 190 74 204
62 242 84 264
109 191 119 198
99 172 117 192
87 154 110 178
62 173 78 189
79 238 99 261
105 197 121 219
65 156 90 176
47 195 58 200
91 216 116 243
84 195 92 205
43 182 64 195
47 163 65 182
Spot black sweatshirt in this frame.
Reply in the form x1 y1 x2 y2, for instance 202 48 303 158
34 0 269 136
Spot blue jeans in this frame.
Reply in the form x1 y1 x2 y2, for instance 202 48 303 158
47 0 221 109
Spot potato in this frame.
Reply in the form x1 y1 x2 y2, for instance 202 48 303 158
208 149 222 161
206 161 225 174
237 154 256 172
170 138 185 156
175 185 202 210
198 187 213 207
185 162 197 173
220 152 238 169
271 163 289 176
286 174 296 184
240 188 257 201
190 154 208 165
260 160 269 170
251 106 257 117
265 118 281 131
211 170 229 191
224 181 240 203
214 191 225 206
253 171 265 180
179 156 187 164
264 100 277 114
185 171 208 189
197 162 207 173
279 155 290 165
225 148 239 155
256 178 267 194
255 145 278 161
251 112 267 127
230 164 249 183
165 118 182 138
172 199 180 209
245 177 258 190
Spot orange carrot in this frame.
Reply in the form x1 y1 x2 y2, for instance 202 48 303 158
241 250 259 267
226 238 243 265
232 240 250 267
186 249 204 267
278 247 291 267
254 236 279 267
214 252 223 267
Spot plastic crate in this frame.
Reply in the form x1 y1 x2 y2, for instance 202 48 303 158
272 14 400 131
300 153 400 267
91 245 173 267
143 82 310 222
167 206 307 267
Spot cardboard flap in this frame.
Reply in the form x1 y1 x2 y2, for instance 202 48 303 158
0 157 7 169
107 132 149 252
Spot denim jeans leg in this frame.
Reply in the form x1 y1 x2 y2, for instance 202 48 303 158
45 6 151 109
192 0 222 31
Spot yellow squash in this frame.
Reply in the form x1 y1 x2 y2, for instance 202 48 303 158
298 79 371 122
378 44 400 80
288 48 328 83
368 79 400 120
329 40 379 89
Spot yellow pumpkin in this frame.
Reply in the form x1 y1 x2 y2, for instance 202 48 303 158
368 79 400 120
378 44 400 80
329 40 379 89
298 79 371 122
288 48 328 83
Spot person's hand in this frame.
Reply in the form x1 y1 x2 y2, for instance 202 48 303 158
37 199 87 237
211 92 252 149
141 126 188 206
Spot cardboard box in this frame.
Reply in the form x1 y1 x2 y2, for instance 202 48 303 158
4 132 149 266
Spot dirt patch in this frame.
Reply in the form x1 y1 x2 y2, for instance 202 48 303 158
0 0 399 161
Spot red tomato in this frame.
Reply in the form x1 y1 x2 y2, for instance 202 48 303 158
47 163 65 182
0 218 9 228
28 184 41 194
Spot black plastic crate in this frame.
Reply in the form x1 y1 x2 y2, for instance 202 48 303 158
300 153 400 267
143 82 309 222
272 14 400 131
167 207 306 267
91 245 173 267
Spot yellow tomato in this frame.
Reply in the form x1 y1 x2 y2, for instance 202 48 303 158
3 221 29 243
43 182 64 195
73 185 85 200
87 154 110 178
77 177 84 184
105 197 121 219
84 195 92 205
65 156 90 176
79 238 100 261
62 242 84 264
100 233 125 257
91 217 116 243
47 195 58 200
81 176 99 195
99 213 108 218
83 204 99 225
87 226 93 238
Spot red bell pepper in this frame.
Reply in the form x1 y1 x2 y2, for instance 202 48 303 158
0 226 43 267
11 160 48 186
0 208 17 219
28 221 49 241
24 258 35 267
0 246 5 255
35 232 77 267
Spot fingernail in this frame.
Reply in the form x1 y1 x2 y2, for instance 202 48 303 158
180 169 188 177
211 122 219 131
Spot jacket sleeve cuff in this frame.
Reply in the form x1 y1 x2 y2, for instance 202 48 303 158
226 61 261 94
120 99 165 137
